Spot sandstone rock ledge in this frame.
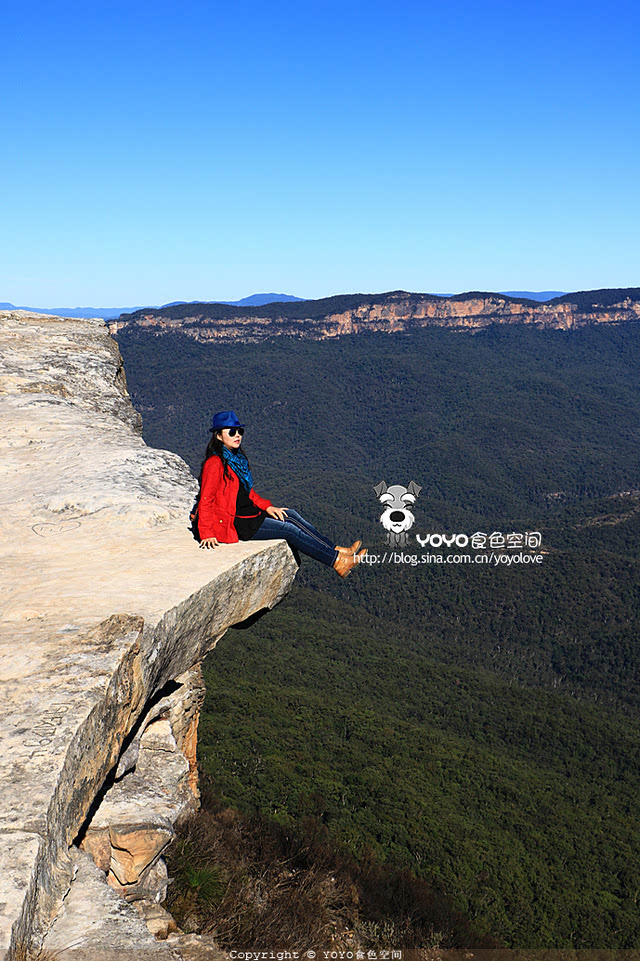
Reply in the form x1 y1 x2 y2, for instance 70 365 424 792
0 312 298 959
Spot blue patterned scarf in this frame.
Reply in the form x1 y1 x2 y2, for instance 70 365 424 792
220 446 253 492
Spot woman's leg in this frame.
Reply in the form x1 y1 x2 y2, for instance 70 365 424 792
281 509 337 549
250 515 338 567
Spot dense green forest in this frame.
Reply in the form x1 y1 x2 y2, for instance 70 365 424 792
114 321 640 946
550 286 640 309
199 588 640 947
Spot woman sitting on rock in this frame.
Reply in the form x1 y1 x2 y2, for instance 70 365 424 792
192 411 366 578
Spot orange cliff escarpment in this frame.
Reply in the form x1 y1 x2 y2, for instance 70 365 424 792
107 290 640 344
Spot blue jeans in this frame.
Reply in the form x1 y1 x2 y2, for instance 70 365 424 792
249 508 338 567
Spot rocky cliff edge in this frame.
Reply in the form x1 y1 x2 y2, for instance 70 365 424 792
0 311 298 959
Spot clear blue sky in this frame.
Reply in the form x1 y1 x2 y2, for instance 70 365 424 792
1 0 638 306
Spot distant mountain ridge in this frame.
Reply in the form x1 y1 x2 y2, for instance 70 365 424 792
226 293 304 307
110 287 640 344
0 293 304 320
0 291 570 320
500 290 565 301
0 302 149 320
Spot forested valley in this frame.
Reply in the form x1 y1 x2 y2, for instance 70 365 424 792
115 321 640 947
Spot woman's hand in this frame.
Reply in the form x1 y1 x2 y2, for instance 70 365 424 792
266 506 288 521
199 537 221 549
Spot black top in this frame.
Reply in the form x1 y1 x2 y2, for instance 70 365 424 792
234 483 268 540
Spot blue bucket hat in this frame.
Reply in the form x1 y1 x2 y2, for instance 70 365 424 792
209 410 245 433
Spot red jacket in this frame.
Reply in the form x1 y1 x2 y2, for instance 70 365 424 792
197 455 272 543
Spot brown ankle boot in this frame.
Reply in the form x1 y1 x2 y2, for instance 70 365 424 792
333 546 367 578
336 539 362 554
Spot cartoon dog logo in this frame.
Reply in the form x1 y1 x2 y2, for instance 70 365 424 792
373 481 423 547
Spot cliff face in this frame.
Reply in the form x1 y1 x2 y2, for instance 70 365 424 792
0 311 298 959
108 290 640 344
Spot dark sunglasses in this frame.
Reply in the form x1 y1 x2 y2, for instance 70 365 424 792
225 427 244 437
